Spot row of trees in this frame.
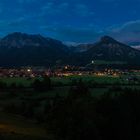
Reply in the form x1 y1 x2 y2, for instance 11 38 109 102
32 76 51 92
45 85 140 140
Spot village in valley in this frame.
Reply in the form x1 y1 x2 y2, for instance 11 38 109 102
0 65 139 83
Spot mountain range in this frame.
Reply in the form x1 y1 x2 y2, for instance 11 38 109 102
0 32 140 67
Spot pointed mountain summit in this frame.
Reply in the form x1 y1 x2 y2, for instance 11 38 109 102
100 36 118 44
82 36 140 63
73 36 121 53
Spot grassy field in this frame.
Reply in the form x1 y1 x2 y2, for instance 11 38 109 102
0 75 122 85
0 77 33 87
52 75 123 86
0 74 139 87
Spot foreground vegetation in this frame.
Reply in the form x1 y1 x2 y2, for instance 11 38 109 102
0 75 139 139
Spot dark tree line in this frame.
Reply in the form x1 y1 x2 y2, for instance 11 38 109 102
32 76 51 92
45 82 140 140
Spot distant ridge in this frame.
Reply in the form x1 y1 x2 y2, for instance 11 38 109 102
0 32 140 67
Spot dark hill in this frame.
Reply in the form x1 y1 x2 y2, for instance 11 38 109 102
0 32 69 67
0 33 140 67
81 36 140 65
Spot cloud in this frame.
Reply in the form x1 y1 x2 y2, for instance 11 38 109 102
43 19 140 43
40 20 140 43
107 20 140 43
0 0 140 44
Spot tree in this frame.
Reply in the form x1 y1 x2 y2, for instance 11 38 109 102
32 76 51 92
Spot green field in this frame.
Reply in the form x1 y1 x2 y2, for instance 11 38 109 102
52 75 121 84
0 75 121 84
0 74 139 87
0 77 33 87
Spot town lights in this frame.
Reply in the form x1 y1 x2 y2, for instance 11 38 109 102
91 60 94 64
27 69 31 72
64 66 68 70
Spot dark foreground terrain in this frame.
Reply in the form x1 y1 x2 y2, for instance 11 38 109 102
0 75 139 140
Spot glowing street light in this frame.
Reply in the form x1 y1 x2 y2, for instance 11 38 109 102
91 60 94 64
27 69 31 72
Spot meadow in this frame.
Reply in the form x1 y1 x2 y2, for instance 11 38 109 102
0 74 134 86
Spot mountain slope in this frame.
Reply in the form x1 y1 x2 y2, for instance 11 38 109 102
81 36 140 64
0 32 69 67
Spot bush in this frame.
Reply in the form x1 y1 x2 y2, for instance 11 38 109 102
0 81 7 89
32 76 51 92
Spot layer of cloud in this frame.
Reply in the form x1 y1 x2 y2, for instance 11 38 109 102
0 0 139 44
107 20 140 43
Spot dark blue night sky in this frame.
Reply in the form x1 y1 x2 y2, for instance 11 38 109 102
0 0 140 43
